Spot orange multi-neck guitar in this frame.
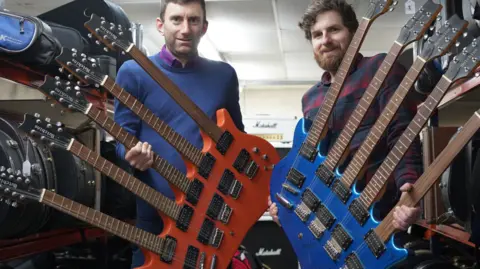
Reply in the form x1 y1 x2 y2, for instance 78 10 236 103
51 14 279 269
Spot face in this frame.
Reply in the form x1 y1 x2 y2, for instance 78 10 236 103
310 10 352 73
156 2 208 59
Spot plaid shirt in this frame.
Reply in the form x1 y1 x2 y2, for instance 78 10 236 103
302 53 424 217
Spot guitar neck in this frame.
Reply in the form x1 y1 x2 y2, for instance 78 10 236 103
86 106 191 193
323 42 404 172
359 76 453 208
101 77 203 167
375 109 480 241
340 57 426 187
302 19 371 150
67 139 181 220
128 46 224 142
40 189 164 254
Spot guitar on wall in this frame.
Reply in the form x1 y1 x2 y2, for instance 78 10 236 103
19 113 236 269
54 49 277 269
335 35 480 269
0 168 189 268
81 12 280 205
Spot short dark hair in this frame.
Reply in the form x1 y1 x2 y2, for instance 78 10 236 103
159 0 207 22
299 0 358 41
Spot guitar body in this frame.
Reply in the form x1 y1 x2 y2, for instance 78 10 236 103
269 118 336 268
138 109 280 269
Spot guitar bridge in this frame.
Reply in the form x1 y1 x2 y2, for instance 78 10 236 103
216 131 233 155
332 180 351 203
176 205 194 232
300 142 317 162
302 188 320 211
316 164 335 186
286 168 306 188
160 236 177 263
198 153 215 179
365 229 386 258
275 193 293 209
244 160 259 179
233 149 250 173
186 178 203 206
344 253 363 269
282 183 299 195
294 202 311 222
308 218 326 239
183 245 199 269
349 198 370 226
324 238 342 261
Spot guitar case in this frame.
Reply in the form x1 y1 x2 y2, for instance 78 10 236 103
38 0 133 71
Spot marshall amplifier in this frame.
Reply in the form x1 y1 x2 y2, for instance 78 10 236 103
241 216 298 269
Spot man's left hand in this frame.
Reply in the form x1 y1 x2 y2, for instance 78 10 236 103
392 183 421 231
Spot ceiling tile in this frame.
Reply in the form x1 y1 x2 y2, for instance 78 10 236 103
284 52 323 80
281 29 311 52
226 53 286 81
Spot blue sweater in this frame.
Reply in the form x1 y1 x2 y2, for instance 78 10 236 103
114 54 244 234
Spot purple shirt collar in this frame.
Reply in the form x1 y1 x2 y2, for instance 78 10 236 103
159 45 198 68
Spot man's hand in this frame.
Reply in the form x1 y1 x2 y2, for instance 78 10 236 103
125 141 154 171
268 196 281 226
392 183 421 231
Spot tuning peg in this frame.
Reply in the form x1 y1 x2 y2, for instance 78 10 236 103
87 33 92 39
100 16 105 21
56 121 63 127
76 91 82 97
11 192 18 197
24 178 30 185
19 195 25 201
4 188 10 194
49 142 55 147
456 42 461 47
392 0 398 6
40 135 46 141
58 67 64 73
91 63 97 68
77 81 82 86
429 25 435 31
71 48 77 53
6 168 12 174
57 127 63 133
16 176 22 183
95 83 100 88
45 117 51 123
60 110 65 115
67 74 74 80
436 16 442 22
46 123 52 129
475 72 480 77
121 51 126 55
15 170 21 176
119 32 123 36
104 47 109 52
388 6 394 12
95 40 101 45
11 202 18 208
74 86 80 91
34 113 40 118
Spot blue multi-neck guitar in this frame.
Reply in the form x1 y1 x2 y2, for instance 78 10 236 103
270 1 460 268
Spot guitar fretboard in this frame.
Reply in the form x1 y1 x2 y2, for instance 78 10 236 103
68 139 181 220
102 77 203 167
359 77 452 208
375 109 480 241
41 189 164 254
86 107 191 193
323 42 404 172
303 19 369 149
340 57 426 187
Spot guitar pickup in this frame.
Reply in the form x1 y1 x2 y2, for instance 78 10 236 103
160 236 177 263
308 218 326 239
345 253 364 269
216 131 233 155
282 183 299 195
324 239 342 261
233 149 250 173
218 169 242 199
365 229 386 258
183 245 199 269
186 178 203 206
206 194 232 224
332 180 351 204
315 203 335 229
300 142 317 162
197 218 224 248
331 224 353 250
294 202 311 222
176 205 194 232
349 198 370 226
286 168 305 188
316 164 335 186
198 153 215 179
302 188 320 211
275 193 293 209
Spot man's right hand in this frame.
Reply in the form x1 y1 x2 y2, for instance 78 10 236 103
268 196 280 226
125 141 154 171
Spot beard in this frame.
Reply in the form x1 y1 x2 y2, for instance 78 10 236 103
314 49 343 73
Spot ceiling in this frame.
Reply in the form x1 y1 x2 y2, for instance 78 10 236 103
4 0 432 85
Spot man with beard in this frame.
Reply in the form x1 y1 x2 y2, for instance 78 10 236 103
268 0 431 231
113 0 244 267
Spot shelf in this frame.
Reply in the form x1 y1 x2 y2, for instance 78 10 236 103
0 228 106 262
415 220 474 248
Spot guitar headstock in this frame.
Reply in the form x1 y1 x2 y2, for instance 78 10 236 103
56 48 106 87
364 0 396 20
444 38 480 82
39 76 91 114
84 13 132 53
419 14 468 61
396 0 442 45
18 113 73 150
0 166 41 206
